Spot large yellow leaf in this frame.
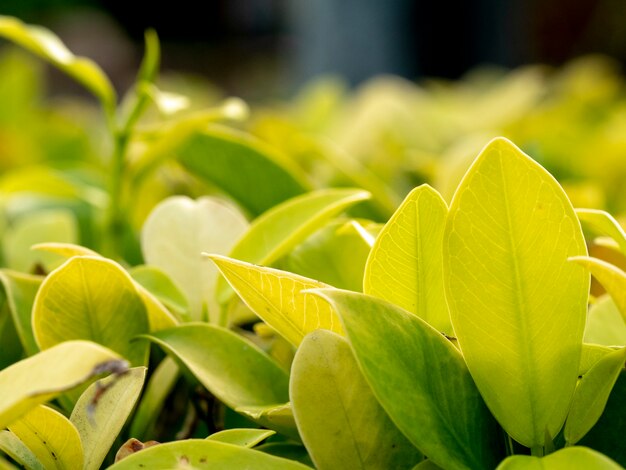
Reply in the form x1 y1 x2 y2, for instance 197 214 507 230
209 255 341 346
443 137 589 449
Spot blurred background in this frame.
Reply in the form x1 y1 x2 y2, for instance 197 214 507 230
2 0 626 99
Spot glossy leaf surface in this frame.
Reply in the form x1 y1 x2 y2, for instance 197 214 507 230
206 429 275 448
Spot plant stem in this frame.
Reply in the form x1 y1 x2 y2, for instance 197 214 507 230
530 445 544 457
105 128 129 258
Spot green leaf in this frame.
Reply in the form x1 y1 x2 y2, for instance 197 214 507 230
144 324 289 409
580 343 614 376
0 270 42 356
585 295 626 346
0 300 21 370
565 347 626 445
364 184 451 333
129 265 188 319
496 446 623 469
129 358 178 441
254 442 314 467
8 405 83 470
228 188 370 266
577 209 626 255
209 255 341 346
108 439 311 469
290 330 423 470
32 256 150 365
3 209 78 273
207 429 275 448
178 126 310 216
0 340 121 429
0 430 44 470
286 220 374 292
443 137 589 448
235 403 300 441
141 196 248 322
570 257 626 323
0 16 115 111
70 367 147 470
311 289 501 470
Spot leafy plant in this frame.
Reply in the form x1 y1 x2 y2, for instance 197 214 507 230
1 14 626 470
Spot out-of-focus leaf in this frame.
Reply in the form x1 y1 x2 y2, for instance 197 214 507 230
108 439 311 469
8 405 83 470
291 330 422 470
364 184 451 333
207 429 275 448
210 255 340 346
32 256 150 365
129 265 188 318
0 340 121 429
236 403 299 441
70 367 147 470
496 446 623 469
178 126 310 216
585 295 626 346
580 343 614 376
577 209 626 255
141 196 248 322
0 16 115 110
0 430 44 470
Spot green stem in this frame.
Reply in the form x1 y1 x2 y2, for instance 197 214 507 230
104 129 129 258
530 445 544 457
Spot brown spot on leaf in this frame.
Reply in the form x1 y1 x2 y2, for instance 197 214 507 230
115 438 160 462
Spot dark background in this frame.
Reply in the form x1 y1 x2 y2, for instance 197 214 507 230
2 0 626 98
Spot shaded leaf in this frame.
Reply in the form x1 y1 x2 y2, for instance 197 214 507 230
311 289 501 470
291 330 422 470
585 295 626 346
0 270 42 355
207 429 275 448
496 446 623 469
236 403 299 441
0 430 44 470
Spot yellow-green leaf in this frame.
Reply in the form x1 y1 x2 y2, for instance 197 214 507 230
0 340 121 429
0 430 44 470
497 446 623 469
70 367 147 470
0 270 42 355
577 209 626 255
8 405 83 470
364 184 451 333
570 257 626 324
235 404 299 441
0 16 115 110
585 295 626 346
209 255 341 346
32 256 150 365
443 137 589 448
207 429 275 448
565 347 626 445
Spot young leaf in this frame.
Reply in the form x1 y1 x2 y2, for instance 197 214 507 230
129 265 188 318
585 295 626 346
570 256 626 323
141 196 248 322
207 429 276 448
209 255 341 346
0 340 121 429
129 358 178 440
580 344 614 376
564 347 626 445
496 446 623 469
290 330 423 470
443 137 589 448
32 256 150 365
8 405 83 470
108 439 311 469
0 16 116 111
144 324 289 409
70 367 147 470
178 126 310 216
577 208 626 255
364 184 452 334
0 270 42 355
311 289 501 470
0 430 43 470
